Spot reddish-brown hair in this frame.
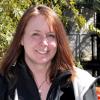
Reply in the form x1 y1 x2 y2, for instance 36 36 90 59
0 5 75 80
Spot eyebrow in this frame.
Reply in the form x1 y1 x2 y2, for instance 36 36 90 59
33 30 41 32
33 30 55 35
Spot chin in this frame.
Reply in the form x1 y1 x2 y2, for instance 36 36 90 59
37 59 51 64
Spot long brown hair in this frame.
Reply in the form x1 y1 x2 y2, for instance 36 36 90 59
0 5 75 80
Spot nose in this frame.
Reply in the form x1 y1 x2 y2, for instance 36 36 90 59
41 37 48 46
42 39 48 46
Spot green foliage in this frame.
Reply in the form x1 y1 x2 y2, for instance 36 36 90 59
66 0 87 31
0 33 8 61
66 0 100 34
89 24 100 35
76 15 86 28
0 0 32 60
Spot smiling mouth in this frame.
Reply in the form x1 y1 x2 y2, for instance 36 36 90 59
36 47 48 54
36 49 49 54
37 50 48 54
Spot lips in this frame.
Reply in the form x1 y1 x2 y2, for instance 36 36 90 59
36 50 48 54
36 46 49 54
36 47 49 54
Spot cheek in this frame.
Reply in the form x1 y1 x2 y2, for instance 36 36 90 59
50 41 57 50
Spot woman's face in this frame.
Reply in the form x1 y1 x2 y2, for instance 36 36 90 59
21 15 57 66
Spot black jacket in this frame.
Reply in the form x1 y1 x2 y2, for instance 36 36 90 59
0 58 98 100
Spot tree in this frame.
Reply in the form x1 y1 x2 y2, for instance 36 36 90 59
0 0 32 61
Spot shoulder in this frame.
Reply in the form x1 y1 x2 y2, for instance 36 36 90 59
74 67 96 84
73 67 96 99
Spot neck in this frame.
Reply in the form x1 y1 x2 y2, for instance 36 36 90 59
27 63 50 78
24 58 51 82
25 56 51 72
24 58 51 100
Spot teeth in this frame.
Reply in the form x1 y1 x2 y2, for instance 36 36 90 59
37 50 47 54
36 47 48 54
44 47 47 52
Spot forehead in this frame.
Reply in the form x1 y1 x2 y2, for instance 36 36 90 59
25 15 54 32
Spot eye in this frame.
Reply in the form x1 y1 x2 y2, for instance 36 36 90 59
31 33 41 40
48 32 56 38
32 33 39 36
47 33 56 41
48 34 55 38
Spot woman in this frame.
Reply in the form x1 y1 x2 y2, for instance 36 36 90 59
0 5 97 100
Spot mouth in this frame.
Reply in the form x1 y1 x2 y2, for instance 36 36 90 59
36 47 48 54
36 50 48 54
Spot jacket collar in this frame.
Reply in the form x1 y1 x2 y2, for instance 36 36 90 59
15 57 72 100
